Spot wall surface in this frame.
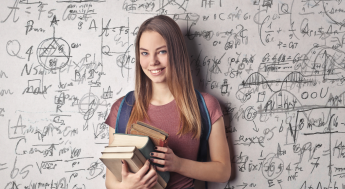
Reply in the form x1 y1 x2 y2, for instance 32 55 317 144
1 0 345 188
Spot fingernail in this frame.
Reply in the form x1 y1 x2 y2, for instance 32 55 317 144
121 160 123 164
150 152 154 156
154 147 158 150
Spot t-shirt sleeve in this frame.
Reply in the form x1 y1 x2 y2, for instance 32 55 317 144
105 96 124 129
201 92 223 125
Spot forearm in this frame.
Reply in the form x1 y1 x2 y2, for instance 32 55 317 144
105 181 122 189
152 117 231 183
177 158 231 183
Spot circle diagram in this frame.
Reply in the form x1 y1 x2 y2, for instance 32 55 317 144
36 37 71 70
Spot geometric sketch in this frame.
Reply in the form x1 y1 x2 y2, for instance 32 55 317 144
36 37 71 70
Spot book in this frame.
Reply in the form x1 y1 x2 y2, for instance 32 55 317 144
100 146 166 189
130 121 169 147
108 133 170 186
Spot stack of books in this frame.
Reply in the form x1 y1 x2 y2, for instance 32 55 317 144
100 121 170 189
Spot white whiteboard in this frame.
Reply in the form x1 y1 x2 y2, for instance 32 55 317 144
1 0 345 188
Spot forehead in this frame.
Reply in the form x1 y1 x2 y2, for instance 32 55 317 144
139 31 166 48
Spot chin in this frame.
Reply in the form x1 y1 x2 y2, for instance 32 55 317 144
151 79 167 84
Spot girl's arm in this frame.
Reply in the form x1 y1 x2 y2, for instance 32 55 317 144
152 116 231 182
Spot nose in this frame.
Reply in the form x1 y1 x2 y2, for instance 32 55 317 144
149 53 159 66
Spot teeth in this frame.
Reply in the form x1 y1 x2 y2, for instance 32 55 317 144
151 69 162 74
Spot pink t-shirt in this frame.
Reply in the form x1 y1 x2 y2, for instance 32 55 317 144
105 92 223 189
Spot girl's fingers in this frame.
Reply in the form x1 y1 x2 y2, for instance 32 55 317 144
150 152 166 159
148 180 158 189
150 158 166 166
146 171 158 188
156 165 167 172
136 160 151 178
142 165 157 184
154 146 169 153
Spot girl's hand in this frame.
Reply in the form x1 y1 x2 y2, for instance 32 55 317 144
150 146 182 172
120 159 158 189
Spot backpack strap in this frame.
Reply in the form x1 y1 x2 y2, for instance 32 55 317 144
115 91 135 133
194 90 211 189
194 90 212 163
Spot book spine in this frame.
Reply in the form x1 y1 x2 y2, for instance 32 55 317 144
134 148 146 164
136 121 169 137
159 140 168 147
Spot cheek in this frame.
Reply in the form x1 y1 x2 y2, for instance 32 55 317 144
163 56 169 66
139 58 146 68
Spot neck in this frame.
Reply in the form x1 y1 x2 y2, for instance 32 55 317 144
150 82 174 106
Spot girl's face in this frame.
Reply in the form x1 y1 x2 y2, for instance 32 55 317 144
139 31 169 84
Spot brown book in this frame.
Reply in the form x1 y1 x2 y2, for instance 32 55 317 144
130 121 169 147
100 146 166 189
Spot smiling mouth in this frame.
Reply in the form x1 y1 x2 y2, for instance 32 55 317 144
149 68 165 74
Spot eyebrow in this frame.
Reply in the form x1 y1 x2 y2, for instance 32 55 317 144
139 45 166 51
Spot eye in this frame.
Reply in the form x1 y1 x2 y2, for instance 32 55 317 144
141 52 148 56
159 50 167 54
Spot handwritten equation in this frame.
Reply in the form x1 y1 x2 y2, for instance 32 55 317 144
0 0 345 189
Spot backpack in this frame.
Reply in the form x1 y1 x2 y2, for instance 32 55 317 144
114 90 211 189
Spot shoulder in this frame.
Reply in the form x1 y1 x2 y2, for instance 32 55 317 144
110 96 125 113
105 96 125 129
200 92 220 109
200 92 219 106
199 92 223 125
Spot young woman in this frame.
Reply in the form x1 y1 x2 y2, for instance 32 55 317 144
105 15 230 189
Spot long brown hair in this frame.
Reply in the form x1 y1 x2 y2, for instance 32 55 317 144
126 15 202 139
